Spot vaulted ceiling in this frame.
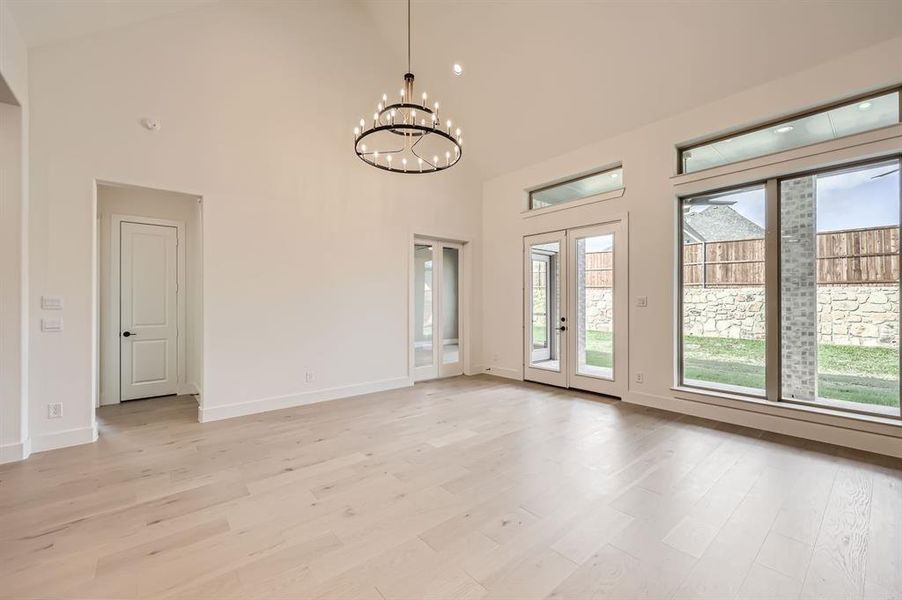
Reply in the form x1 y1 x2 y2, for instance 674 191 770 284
8 0 902 179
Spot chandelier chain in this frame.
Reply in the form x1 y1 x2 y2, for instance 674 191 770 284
407 0 411 73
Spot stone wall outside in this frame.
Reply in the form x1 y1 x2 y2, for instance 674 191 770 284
674 285 899 348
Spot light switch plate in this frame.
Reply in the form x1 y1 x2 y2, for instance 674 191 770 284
41 318 63 332
41 295 63 310
636 296 648 307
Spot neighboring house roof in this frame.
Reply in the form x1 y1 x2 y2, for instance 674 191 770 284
683 205 764 242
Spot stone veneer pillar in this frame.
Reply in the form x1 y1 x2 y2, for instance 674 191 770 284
780 176 818 400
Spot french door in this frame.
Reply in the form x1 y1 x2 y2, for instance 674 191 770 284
413 239 463 381
524 220 628 397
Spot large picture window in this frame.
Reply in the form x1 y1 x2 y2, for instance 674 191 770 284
681 185 767 396
679 156 902 418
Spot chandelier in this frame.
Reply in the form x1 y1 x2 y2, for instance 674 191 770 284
353 0 462 174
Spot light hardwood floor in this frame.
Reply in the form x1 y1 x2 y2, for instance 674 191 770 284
1 375 900 599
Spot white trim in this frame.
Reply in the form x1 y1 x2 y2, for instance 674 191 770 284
104 214 187 405
198 376 412 423
0 438 30 464
671 123 902 194
31 424 98 454
522 187 625 219
671 385 902 434
409 233 470 382
627 389 902 458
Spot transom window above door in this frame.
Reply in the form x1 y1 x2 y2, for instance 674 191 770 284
528 166 624 210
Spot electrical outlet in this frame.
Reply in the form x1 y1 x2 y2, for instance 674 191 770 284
635 372 644 384
48 403 63 419
305 371 314 383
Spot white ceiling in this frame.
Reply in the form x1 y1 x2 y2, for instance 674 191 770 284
5 0 218 48
362 0 902 177
7 0 902 179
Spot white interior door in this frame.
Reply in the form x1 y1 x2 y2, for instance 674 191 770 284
524 230 568 388
413 239 464 381
120 222 179 401
523 220 628 397
568 221 628 397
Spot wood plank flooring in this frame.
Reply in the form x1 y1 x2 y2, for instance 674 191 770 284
1 375 900 599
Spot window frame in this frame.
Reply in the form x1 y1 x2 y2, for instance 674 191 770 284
527 165 624 211
677 85 902 175
676 153 902 420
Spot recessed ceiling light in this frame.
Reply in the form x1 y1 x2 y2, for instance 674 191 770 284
775 125 794 134
452 63 463 76
858 101 873 111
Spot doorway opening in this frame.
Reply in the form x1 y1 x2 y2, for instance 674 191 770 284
412 237 464 381
523 218 628 397
96 182 203 408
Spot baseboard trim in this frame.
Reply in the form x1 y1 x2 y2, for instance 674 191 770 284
198 376 413 423
0 437 31 464
31 424 98 454
483 366 521 381
626 389 902 459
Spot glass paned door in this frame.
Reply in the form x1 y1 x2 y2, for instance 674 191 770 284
414 239 464 381
524 231 567 388
440 245 463 377
413 243 435 377
524 221 628 397
569 222 628 396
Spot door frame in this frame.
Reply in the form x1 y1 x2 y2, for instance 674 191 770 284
522 214 629 397
566 220 629 397
523 229 568 388
104 214 186 404
408 233 470 382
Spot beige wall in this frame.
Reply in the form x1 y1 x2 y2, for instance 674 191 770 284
97 184 203 405
26 1 483 448
482 35 902 456
0 0 28 463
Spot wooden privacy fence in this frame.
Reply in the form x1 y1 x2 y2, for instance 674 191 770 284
679 225 900 288
584 250 613 288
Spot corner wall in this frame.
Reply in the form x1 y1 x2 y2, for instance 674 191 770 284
0 0 29 463
481 35 902 456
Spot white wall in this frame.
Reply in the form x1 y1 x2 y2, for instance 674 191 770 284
27 1 482 448
482 35 902 456
97 184 202 404
0 0 29 463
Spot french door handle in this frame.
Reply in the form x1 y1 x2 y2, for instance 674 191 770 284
556 326 567 332
122 331 135 337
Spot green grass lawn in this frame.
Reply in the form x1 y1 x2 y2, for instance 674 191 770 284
534 326 899 407
683 335 899 407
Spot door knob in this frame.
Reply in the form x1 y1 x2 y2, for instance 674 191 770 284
122 331 135 337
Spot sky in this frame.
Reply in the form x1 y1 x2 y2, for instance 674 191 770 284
689 160 900 232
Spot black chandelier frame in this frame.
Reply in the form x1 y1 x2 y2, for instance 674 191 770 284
353 0 462 174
